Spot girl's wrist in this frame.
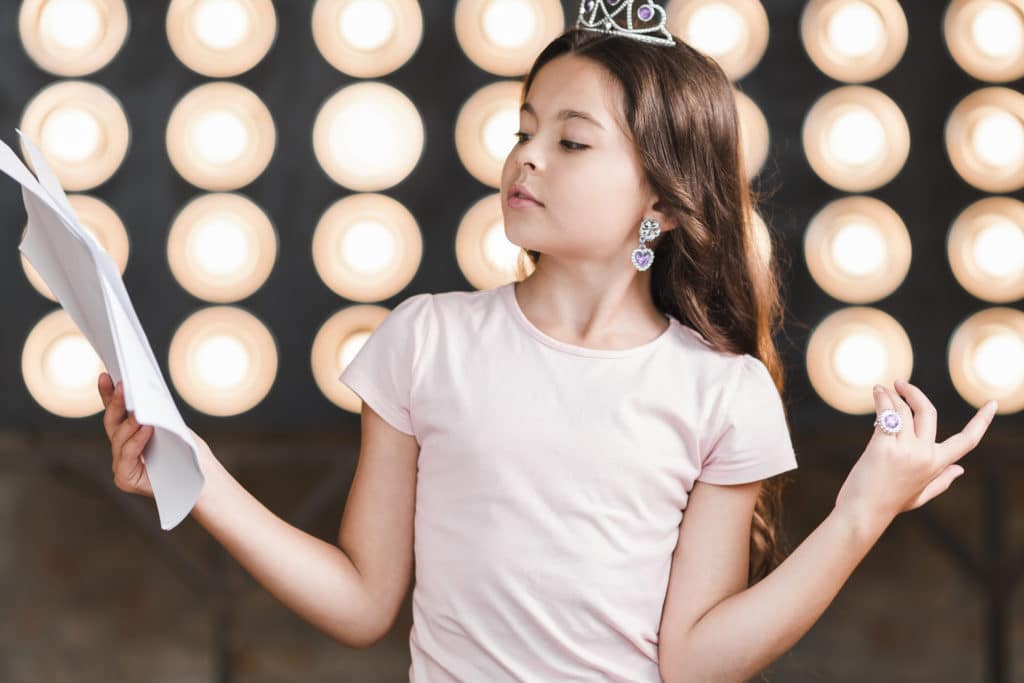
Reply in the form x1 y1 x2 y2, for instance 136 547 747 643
831 502 893 545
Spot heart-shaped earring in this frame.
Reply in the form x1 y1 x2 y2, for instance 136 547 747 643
631 217 660 271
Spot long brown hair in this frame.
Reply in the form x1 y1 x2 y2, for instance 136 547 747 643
514 27 795 585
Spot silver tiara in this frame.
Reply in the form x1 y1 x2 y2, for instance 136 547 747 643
576 1 676 47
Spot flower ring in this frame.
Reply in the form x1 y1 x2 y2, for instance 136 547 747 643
874 408 903 435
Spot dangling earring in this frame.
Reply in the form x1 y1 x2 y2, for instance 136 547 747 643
631 218 660 271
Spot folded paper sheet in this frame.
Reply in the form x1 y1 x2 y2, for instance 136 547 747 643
0 131 204 530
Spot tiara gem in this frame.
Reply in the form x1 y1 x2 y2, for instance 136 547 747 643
576 1 676 47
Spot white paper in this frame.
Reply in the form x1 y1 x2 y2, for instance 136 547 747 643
1 131 204 531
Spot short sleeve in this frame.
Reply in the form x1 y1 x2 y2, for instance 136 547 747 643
697 355 799 485
338 293 433 437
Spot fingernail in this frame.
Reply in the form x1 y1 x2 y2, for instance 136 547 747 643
873 385 883 393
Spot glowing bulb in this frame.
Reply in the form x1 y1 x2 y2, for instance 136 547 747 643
832 332 888 387
972 331 1024 389
338 331 372 368
687 3 746 57
328 104 400 175
826 2 884 59
482 0 537 49
191 0 251 51
831 221 887 276
339 0 396 51
40 0 103 51
483 221 520 273
829 108 885 166
483 108 518 161
195 334 249 388
190 216 249 276
192 109 249 165
40 106 102 163
341 220 396 275
971 3 1024 60
44 333 102 390
970 110 1024 168
973 219 1024 279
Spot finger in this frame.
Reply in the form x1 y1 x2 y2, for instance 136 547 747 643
873 384 893 413
111 410 140 461
123 423 154 462
909 464 965 510
894 378 937 442
103 382 127 441
872 384 898 436
880 384 912 439
938 400 998 465
98 372 113 407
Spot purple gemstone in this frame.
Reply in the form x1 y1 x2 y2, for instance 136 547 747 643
585 0 594 9
884 413 900 429
634 251 652 268
608 0 621 5
638 6 654 21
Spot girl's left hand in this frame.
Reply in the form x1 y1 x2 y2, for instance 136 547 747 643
834 379 998 536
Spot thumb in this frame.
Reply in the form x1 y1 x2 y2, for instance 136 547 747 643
908 464 964 510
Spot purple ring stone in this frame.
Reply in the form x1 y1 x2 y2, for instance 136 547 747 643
638 6 654 21
883 413 900 429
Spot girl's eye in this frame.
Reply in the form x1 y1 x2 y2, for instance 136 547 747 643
513 132 586 151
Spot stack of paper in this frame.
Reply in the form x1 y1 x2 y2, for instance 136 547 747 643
0 130 204 531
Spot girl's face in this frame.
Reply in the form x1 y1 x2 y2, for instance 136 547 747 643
501 54 658 267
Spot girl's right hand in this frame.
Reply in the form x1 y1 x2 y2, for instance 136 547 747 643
98 371 155 499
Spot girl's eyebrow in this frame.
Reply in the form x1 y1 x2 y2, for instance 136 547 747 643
520 102 606 131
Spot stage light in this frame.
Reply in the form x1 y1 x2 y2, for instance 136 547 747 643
454 0 564 76
21 194 129 302
168 306 277 416
167 192 278 303
800 0 907 83
945 86 1024 193
944 0 1024 83
804 196 912 304
19 80 130 191
947 197 1024 303
806 306 914 414
312 0 423 77
456 80 522 189
311 193 423 302
948 307 1024 413
666 0 769 81
22 309 106 418
734 88 769 179
456 193 535 290
166 0 277 77
802 85 910 192
312 82 424 191
19 0 129 77
749 210 772 268
166 81 276 191
311 304 390 414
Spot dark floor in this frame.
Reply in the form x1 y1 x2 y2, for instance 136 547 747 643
2 430 1023 682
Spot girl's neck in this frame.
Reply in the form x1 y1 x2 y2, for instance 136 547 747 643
513 269 668 350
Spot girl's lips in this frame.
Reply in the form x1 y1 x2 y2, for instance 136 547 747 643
508 195 543 208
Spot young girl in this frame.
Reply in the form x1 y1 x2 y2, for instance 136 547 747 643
97 16 998 683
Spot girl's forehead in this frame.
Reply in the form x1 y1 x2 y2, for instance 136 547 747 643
527 59 628 132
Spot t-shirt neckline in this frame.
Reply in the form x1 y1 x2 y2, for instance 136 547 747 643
500 281 676 359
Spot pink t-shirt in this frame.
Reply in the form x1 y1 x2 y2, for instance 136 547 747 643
339 282 798 682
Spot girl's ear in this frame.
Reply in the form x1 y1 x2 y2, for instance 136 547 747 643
647 198 677 233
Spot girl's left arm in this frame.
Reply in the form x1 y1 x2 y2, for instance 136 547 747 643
659 379 998 683
658 481 884 683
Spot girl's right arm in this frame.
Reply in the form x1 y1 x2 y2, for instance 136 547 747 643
97 372 417 650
